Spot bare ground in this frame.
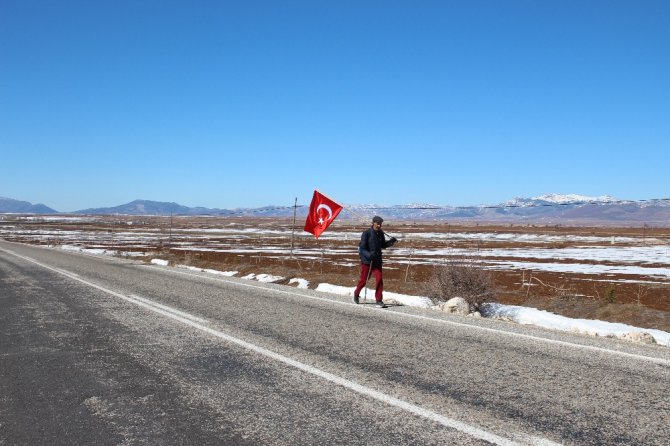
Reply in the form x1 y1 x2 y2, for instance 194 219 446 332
2 215 669 331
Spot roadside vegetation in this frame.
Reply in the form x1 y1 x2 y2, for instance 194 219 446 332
423 256 496 311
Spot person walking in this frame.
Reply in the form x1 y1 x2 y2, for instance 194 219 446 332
353 216 397 307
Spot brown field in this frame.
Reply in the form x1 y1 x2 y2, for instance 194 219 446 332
2 215 670 332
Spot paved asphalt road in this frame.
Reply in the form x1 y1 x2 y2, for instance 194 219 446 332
1 240 669 445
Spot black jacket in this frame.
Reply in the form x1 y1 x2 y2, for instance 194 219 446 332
358 227 394 265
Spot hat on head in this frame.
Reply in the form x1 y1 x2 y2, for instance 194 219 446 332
372 216 383 224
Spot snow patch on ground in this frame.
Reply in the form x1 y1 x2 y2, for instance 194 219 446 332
176 265 238 276
315 283 433 308
241 273 284 283
151 259 169 266
55 244 144 258
203 268 238 277
256 273 285 283
482 303 670 347
289 278 310 288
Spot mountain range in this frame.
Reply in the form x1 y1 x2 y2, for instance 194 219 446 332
0 197 58 214
2 195 669 224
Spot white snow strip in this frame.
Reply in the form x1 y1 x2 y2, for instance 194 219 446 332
202 268 238 277
289 278 310 289
255 273 285 283
484 304 670 347
484 260 670 279
60 244 84 252
177 265 204 272
240 273 283 282
315 283 433 308
176 264 238 277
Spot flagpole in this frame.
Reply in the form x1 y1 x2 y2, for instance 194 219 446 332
290 197 297 257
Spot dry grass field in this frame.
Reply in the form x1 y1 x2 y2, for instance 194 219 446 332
3 215 669 332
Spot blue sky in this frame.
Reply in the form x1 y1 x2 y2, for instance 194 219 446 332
1 0 668 212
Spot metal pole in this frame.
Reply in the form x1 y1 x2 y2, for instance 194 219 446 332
290 197 297 257
168 212 173 248
405 242 413 283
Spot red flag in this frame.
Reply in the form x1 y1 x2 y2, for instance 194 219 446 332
304 190 343 239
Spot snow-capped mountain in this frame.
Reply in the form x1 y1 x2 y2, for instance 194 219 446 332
504 194 618 207
537 193 617 204
356 194 670 223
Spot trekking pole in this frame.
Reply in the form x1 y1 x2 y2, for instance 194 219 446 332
382 230 399 242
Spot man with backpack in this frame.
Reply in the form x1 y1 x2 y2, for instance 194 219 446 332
353 216 397 308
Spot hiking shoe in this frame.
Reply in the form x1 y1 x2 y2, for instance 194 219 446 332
352 295 359 304
375 301 387 308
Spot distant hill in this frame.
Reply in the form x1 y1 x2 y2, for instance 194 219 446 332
74 199 297 217
3 194 670 224
0 197 58 214
76 200 197 216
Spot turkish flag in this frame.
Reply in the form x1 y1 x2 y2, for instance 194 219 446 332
304 190 343 239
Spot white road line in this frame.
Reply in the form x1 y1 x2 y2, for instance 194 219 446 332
160 265 670 367
2 246 561 446
128 294 209 324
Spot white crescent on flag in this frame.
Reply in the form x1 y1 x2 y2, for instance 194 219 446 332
315 204 333 222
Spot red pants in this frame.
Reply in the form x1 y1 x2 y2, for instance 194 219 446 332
354 263 383 301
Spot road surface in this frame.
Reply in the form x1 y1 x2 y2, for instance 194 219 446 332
1 240 669 445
